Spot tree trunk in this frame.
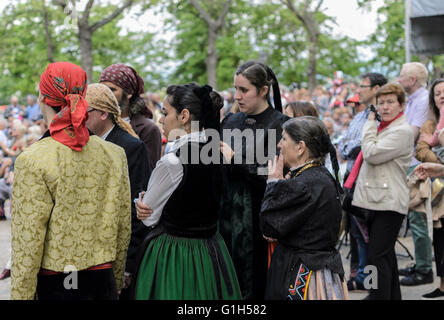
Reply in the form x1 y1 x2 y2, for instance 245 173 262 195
42 4 55 63
206 27 218 90
78 24 94 82
307 35 318 94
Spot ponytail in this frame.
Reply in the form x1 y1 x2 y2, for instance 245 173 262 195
319 133 343 194
192 84 221 131
264 65 282 113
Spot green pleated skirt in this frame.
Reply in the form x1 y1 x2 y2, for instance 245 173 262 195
135 232 242 300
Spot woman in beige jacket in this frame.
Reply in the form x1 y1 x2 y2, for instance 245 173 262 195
351 83 414 300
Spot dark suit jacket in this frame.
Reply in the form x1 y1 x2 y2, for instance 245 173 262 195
130 113 162 171
106 125 151 274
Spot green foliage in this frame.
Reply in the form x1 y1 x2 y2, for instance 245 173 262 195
161 0 256 90
366 0 407 77
0 0 161 104
4 0 444 104
0 0 78 103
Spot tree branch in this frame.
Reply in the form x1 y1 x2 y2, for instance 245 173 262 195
285 0 304 22
81 0 95 25
42 1 55 62
189 0 216 27
314 0 324 13
89 0 134 32
215 0 232 29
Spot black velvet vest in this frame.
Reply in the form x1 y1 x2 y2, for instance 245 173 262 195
160 141 223 238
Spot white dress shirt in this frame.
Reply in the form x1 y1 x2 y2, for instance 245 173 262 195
141 131 207 227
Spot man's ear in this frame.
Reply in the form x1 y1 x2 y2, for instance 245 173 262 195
101 111 109 121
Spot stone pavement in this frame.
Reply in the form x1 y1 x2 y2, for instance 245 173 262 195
0 204 442 300
339 225 444 300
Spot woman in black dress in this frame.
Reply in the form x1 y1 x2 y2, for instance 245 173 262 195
218 61 289 299
260 116 348 300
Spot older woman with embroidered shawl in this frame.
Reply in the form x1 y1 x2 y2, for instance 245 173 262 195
260 116 348 300
10 62 131 300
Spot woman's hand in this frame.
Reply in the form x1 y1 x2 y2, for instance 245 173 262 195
415 163 444 180
368 111 376 121
220 141 235 163
136 191 153 221
268 154 284 180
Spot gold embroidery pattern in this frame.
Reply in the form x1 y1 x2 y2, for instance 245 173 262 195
11 136 131 300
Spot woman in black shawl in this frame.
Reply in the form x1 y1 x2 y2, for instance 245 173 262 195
260 116 348 300
219 61 289 299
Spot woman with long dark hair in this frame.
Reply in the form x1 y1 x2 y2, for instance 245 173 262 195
134 83 241 300
218 61 289 299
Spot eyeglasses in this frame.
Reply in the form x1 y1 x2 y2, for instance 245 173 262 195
359 85 372 88
87 109 101 113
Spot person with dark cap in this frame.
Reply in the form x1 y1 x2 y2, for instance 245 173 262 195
10 62 131 300
100 64 162 171
85 83 151 299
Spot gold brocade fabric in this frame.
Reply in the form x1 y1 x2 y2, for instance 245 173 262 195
10 135 131 300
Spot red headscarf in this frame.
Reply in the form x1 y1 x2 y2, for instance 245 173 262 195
39 62 89 151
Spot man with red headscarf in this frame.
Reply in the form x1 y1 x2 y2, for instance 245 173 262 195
10 62 131 300
100 64 161 171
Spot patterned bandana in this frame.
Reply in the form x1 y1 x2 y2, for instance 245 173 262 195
99 64 144 97
39 62 89 151
85 83 138 138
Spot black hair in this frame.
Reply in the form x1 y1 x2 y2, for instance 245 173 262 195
361 72 388 88
235 61 282 112
283 116 343 194
125 91 153 119
166 82 222 131
429 78 444 122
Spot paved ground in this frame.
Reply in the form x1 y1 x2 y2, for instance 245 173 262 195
0 200 11 300
339 222 443 300
0 204 441 300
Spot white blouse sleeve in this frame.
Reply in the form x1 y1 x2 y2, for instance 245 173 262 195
141 152 184 227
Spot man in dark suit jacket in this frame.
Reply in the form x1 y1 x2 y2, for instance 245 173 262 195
99 64 162 171
85 83 151 299
130 111 161 171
